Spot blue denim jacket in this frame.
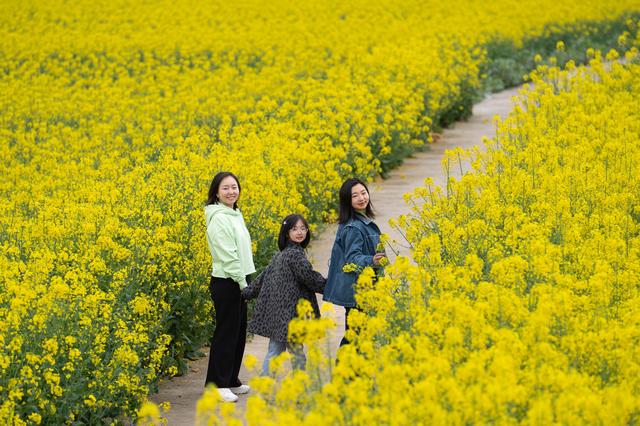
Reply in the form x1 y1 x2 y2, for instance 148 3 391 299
323 214 382 307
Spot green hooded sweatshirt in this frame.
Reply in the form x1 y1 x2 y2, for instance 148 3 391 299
205 204 256 289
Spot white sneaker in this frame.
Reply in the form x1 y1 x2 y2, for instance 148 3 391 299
229 384 250 395
217 388 239 402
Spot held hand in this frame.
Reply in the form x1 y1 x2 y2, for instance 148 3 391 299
372 252 386 266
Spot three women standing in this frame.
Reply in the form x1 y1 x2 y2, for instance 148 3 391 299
203 173 384 402
204 172 255 403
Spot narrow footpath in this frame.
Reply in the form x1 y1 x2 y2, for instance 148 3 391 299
150 86 521 425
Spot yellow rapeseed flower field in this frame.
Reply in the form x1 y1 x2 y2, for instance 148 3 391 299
211 46 640 425
2 0 640 423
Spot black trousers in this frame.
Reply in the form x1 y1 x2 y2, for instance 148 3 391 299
205 276 247 388
340 307 359 347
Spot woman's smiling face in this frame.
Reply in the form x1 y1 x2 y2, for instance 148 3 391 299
351 183 369 211
288 219 308 243
217 175 239 208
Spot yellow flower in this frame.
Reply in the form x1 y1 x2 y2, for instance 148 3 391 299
243 354 259 372
342 263 361 273
137 401 162 426
84 394 96 407
28 413 42 424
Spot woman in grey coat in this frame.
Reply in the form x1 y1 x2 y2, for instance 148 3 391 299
242 214 326 375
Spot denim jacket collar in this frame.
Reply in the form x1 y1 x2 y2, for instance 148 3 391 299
355 213 373 225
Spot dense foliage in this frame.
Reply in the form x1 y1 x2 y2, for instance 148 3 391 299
2 0 640 423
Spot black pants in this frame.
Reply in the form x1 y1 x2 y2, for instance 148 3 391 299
205 276 247 388
340 307 359 347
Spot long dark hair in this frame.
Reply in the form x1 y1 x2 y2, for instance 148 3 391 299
278 214 311 250
338 178 375 224
206 172 241 209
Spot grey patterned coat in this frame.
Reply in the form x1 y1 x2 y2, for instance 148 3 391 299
242 242 326 342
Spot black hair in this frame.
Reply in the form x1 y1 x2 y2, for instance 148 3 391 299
338 178 375 224
206 172 241 209
278 214 311 251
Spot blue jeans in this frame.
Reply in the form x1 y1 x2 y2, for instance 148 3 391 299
262 339 306 375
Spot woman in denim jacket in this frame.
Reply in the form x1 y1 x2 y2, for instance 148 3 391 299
324 178 386 346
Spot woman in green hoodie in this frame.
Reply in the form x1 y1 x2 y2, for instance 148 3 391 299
204 171 256 403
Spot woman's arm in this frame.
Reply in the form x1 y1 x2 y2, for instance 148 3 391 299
241 268 266 300
289 249 326 293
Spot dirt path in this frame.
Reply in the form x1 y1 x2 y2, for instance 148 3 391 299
149 86 521 425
